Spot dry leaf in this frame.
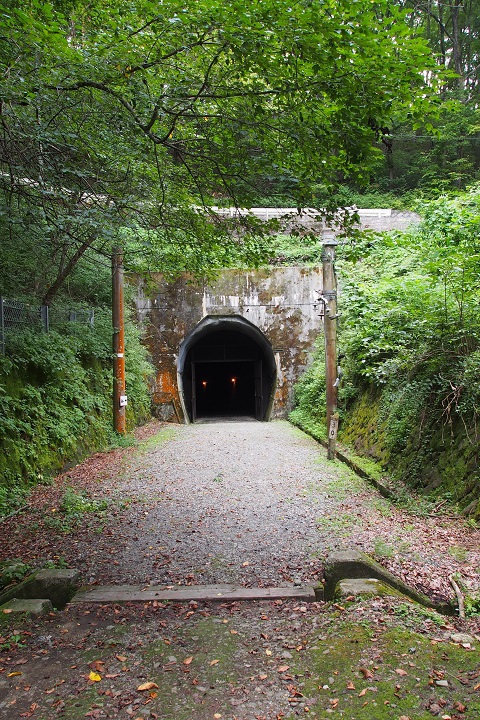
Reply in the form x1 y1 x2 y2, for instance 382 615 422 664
346 681 356 690
360 667 374 679
88 671 102 682
259 674 268 680
213 714 222 719
2 609 13 614
399 716 410 720
115 655 127 662
183 656 193 665
453 701 466 712
395 668 408 676
242 561 249 566
358 688 367 697
278 665 290 673
265 649 272 656
7 672 22 677
89 661 104 673
137 681 159 691
210 659 219 666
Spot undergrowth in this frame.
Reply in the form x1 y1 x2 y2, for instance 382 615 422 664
291 186 480 517
0 306 153 518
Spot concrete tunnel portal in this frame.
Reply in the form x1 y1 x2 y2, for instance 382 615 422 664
178 316 277 422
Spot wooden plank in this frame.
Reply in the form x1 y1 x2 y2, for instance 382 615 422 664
71 584 316 604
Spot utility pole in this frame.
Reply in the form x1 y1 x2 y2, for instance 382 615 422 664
321 229 339 460
112 247 127 434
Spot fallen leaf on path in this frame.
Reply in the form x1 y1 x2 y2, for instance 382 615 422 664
88 671 102 682
7 672 22 677
137 681 159 691
89 660 104 673
277 665 289 673
209 659 219 666
395 668 408 676
115 655 127 662
358 688 367 697
360 667 374 679
346 681 355 690
183 656 193 665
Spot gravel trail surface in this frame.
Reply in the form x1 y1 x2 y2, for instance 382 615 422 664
2 420 480 720
1 418 479 601
109 419 334 587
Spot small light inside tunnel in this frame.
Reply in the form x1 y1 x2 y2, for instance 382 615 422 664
231 377 236 384
202 381 207 387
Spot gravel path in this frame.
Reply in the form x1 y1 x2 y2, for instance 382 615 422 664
1 418 479 603
110 419 335 587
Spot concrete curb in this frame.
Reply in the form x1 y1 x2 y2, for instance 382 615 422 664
323 550 454 616
0 569 80 610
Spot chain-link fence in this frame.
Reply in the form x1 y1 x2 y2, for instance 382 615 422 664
0 297 95 354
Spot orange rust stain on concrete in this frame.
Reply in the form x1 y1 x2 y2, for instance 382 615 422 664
153 370 180 405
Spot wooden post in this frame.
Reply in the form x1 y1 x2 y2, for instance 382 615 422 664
322 230 339 460
112 248 126 434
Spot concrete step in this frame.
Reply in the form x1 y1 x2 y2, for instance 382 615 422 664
1 598 53 615
71 583 318 604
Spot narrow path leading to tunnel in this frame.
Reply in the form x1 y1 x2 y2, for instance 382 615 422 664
107 419 337 588
1 419 478 604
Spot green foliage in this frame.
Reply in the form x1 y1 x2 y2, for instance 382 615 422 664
0 302 153 516
41 486 110 533
267 234 323 266
293 185 480 511
290 341 327 435
0 0 440 298
0 560 32 591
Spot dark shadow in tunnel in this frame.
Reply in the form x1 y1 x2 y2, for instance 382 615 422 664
178 316 277 422
195 361 256 418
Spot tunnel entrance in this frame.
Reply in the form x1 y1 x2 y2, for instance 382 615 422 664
178 316 276 422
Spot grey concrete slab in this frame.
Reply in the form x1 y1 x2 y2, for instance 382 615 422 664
71 583 316 604
1 598 53 615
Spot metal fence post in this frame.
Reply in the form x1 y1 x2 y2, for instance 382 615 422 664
40 305 49 333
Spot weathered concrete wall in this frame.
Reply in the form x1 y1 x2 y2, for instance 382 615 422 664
134 209 420 423
135 266 323 421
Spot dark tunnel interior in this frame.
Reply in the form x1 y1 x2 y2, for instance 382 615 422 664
180 325 275 422
194 360 256 418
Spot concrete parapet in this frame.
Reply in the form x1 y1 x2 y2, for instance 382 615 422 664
0 568 80 610
322 550 453 615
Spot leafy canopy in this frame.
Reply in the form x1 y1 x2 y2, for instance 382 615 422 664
0 0 437 299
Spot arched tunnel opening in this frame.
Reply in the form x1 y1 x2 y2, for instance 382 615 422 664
178 316 277 422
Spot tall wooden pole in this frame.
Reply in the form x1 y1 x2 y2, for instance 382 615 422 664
112 247 126 434
322 230 339 460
